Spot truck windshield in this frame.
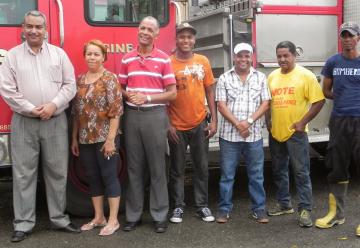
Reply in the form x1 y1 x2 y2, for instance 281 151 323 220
0 0 36 26
86 0 167 26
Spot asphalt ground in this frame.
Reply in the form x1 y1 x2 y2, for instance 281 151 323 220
1 159 360 248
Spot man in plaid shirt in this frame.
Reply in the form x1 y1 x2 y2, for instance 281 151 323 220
215 43 271 223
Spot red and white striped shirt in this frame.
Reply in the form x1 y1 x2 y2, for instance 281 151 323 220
119 47 176 107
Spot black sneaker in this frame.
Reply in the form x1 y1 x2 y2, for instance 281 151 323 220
170 207 184 223
197 207 215 222
267 204 295 216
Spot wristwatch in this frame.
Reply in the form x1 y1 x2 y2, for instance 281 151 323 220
146 95 152 103
247 117 254 125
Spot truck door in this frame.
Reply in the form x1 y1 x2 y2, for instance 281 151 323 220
0 0 52 166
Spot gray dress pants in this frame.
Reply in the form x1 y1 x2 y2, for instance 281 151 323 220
124 106 169 222
11 112 70 232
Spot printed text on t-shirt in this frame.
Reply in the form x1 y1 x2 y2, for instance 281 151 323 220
272 87 296 108
333 68 360 76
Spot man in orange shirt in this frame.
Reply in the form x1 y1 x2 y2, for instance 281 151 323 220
168 23 217 223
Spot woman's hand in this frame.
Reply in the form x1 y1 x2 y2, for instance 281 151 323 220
71 139 80 157
100 139 117 159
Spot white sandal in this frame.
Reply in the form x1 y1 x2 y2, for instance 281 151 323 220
81 220 107 231
98 223 120 236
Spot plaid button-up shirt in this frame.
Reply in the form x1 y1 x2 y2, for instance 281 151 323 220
216 67 271 142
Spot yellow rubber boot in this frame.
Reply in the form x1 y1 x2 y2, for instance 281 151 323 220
356 225 360 237
315 193 337 229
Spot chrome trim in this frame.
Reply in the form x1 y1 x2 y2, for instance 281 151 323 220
172 1 182 25
55 0 65 47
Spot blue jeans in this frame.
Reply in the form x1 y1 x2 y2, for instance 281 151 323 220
269 132 312 211
218 138 266 214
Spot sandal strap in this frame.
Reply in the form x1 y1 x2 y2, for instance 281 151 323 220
99 224 120 236
81 221 107 231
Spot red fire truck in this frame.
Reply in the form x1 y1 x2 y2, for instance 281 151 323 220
0 0 177 216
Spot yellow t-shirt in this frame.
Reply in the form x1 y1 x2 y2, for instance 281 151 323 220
168 54 215 130
268 65 325 142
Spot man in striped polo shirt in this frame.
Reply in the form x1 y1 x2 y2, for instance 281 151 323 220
119 16 177 233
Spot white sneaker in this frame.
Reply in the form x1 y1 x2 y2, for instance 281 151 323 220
197 207 215 222
170 207 184 223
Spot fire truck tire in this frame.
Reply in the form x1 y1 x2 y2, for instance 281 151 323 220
66 178 96 217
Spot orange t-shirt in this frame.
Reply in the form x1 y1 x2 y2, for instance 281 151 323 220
168 54 215 130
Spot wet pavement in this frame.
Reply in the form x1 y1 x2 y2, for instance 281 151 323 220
1 159 360 248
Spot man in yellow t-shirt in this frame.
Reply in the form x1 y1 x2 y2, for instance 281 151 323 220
167 23 217 223
266 41 325 228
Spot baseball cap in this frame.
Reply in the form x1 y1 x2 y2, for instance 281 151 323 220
233 43 253 54
176 23 197 35
339 22 360 36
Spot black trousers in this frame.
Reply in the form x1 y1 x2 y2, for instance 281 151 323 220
168 119 209 210
326 117 360 183
79 137 121 197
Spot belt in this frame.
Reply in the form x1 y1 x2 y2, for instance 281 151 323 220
126 105 164 112
25 115 57 120
15 112 60 120
34 116 56 120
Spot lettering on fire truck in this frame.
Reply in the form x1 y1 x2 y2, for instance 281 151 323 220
0 125 11 132
105 43 134 54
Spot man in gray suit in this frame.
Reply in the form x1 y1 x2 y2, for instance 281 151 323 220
0 10 80 242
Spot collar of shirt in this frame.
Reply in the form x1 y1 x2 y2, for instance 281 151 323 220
227 66 258 88
230 66 256 80
135 45 157 58
25 41 46 56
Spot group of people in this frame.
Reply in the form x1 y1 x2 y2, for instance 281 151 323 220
0 9 360 243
